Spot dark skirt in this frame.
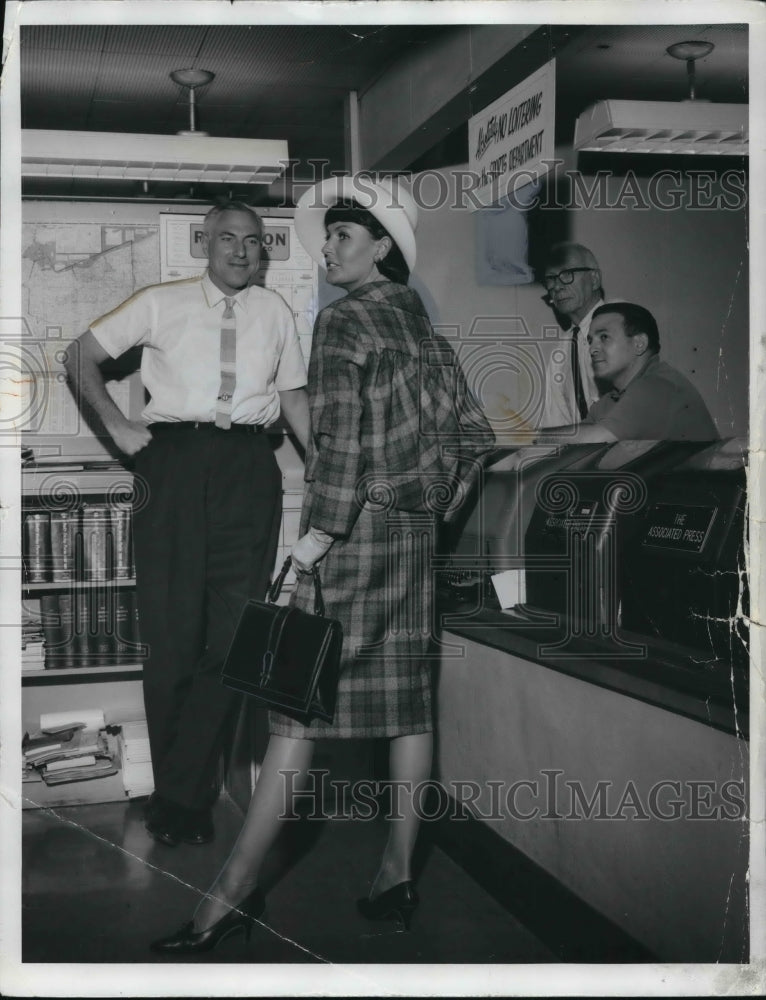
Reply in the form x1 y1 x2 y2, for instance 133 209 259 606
268 504 437 739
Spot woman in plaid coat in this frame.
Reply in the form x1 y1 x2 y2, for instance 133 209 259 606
152 176 495 953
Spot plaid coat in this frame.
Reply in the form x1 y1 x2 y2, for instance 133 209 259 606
269 280 495 739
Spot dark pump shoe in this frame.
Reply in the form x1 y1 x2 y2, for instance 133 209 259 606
357 880 419 931
150 888 266 954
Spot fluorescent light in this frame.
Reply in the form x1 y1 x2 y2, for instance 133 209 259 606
21 130 289 184
574 100 748 155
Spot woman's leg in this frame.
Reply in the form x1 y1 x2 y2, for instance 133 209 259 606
193 734 315 930
370 731 433 897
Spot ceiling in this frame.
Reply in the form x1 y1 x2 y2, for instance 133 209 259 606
16 20 748 202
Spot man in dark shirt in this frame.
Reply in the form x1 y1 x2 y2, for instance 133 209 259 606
535 303 718 442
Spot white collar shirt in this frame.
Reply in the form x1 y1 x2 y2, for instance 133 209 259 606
90 273 307 425
541 299 603 428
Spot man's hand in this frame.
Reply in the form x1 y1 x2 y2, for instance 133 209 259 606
65 331 153 457
291 526 334 573
108 419 153 456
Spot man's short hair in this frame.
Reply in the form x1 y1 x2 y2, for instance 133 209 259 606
544 241 604 299
592 302 661 354
203 200 263 236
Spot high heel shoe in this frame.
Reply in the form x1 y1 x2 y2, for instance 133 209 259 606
150 887 265 954
356 881 419 931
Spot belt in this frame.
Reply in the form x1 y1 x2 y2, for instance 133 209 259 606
149 421 265 434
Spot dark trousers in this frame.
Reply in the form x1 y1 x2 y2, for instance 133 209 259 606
132 425 282 810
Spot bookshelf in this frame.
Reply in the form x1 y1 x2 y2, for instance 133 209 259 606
21 466 145 808
24 579 136 592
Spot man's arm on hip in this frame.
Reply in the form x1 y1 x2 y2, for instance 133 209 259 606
64 330 152 456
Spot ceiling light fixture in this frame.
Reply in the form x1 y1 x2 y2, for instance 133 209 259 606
666 40 714 101
21 130 290 186
573 40 747 155
21 65 288 188
170 67 215 136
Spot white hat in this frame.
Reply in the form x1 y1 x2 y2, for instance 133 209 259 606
294 174 418 272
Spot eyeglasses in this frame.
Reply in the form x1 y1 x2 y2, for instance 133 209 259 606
542 267 595 289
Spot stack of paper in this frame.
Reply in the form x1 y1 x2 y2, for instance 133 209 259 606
118 720 154 798
22 602 46 670
23 722 117 786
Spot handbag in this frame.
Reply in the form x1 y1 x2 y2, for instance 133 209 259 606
221 557 343 725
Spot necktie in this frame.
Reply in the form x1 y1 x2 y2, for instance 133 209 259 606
215 296 237 429
570 325 589 420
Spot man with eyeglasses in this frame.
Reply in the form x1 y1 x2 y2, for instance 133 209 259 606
540 242 604 428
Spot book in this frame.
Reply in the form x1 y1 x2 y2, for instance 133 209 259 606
24 739 62 757
90 588 114 663
23 512 50 583
131 591 143 658
41 761 118 786
72 588 91 667
45 754 97 773
110 504 132 579
41 593 77 668
50 510 78 582
28 723 85 742
22 646 46 671
28 462 86 472
70 587 113 667
81 504 110 582
24 727 102 763
112 590 138 663
39 594 72 668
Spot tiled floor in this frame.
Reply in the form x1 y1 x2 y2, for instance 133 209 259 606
22 793 557 965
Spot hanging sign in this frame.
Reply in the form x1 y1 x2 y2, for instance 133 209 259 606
468 58 556 211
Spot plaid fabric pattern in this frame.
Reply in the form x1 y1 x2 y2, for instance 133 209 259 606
269 505 436 738
269 280 495 740
303 281 495 536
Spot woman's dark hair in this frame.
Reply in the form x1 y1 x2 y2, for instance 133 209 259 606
324 199 410 285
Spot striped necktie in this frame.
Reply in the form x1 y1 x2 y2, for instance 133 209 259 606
570 325 589 420
215 296 237 429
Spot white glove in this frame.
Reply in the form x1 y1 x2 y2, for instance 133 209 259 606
291 526 334 573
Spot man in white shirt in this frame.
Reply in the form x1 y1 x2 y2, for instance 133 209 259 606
540 242 604 428
65 203 310 847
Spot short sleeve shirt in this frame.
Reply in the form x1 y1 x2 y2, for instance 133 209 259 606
90 273 307 425
584 355 719 440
